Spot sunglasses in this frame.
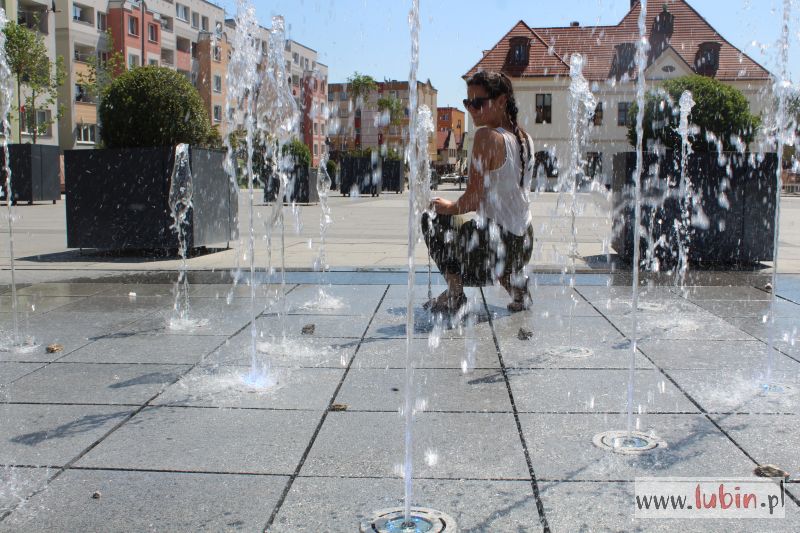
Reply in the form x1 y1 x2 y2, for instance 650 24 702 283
463 96 495 110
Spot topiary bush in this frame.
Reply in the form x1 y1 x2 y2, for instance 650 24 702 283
627 75 761 152
99 66 216 148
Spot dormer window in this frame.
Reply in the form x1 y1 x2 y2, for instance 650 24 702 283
695 42 721 77
507 37 530 67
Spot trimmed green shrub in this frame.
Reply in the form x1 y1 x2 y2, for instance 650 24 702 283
99 66 215 148
627 75 760 152
283 138 311 168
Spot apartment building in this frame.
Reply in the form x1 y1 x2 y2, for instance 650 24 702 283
285 39 328 167
5 0 61 146
55 0 226 151
436 107 464 138
464 0 771 186
328 78 438 163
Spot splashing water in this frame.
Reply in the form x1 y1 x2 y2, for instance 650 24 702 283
168 144 208 330
258 15 300 341
563 53 597 345
225 1 269 386
764 0 792 390
627 0 649 439
674 91 695 288
403 0 421 526
306 116 344 310
0 9 37 353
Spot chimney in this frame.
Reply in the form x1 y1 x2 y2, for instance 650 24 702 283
570 21 580 27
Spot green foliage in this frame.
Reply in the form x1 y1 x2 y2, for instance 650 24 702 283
282 138 311 168
75 29 126 103
346 72 377 102
99 66 216 148
326 159 338 178
377 95 404 126
627 75 761 152
3 20 64 143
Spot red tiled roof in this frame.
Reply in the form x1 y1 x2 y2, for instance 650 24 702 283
437 130 451 151
464 0 769 82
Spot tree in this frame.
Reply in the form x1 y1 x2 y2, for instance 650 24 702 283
75 30 126 105
627 75 761 152
3 20 64 144
99 66 216 148
346 72 377 149
377 95 404 151
283 138 311 168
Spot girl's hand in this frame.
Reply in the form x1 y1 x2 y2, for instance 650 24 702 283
430 197 455 215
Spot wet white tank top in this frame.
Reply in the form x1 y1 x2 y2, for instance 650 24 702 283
480 127 534 236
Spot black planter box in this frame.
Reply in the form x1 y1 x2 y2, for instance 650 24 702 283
381 159 404 193
611 151 778 265
65 146 238 251
340 156 380 197
263 164 318 203
0 144 61 204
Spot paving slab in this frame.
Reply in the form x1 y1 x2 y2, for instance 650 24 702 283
205 330 355 368
335 368 513 412
153 365 344 410
711 414 800 480
284 283 387 316
679 286 771 301
0 362 46 385
0 469 287 532
608 311 756 342
15 283 118 297
0 295 80 315
5 363 189 405
301 411 529 479
256 313 373 339
351 336 501 369
509 369 699 413
519 413 757 481
539 480 800 533
0 466 53 516
272 477 543 532
694 298 800 318
76 406 319 475
60 333 227 365
0 404 134 467
638 339 777 370
120 299 255 337
667 369 800 414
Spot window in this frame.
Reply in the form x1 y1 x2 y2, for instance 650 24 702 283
304 58 309 70
148 58 159 66
292 52 299 64
76 124 97 144
213 75 222 93
313 144 318 155
148 24 158 43
72 5 82 21
176 4 189 22
128 16 139 36
201 16 209 31
535 94 552 124
128 53 139 69
292 75 299 87
617 102 631 127
191 12 199 28
20 109 52 137
314 123 319 135
507 37 530 66
339 91 347 101
213 105 222 123
75 84 91 103
585 152 602 178
97 12 107 31
213 46 221 62
592 102 603 126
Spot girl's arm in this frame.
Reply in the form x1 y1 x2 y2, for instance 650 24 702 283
433 127 504 215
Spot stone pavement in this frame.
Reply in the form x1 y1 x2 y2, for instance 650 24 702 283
0 270 798 531
5 188 800 278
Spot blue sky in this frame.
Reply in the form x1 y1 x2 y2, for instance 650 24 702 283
219 0 800 111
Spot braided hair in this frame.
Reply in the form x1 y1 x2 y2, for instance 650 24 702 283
466 71 532 187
